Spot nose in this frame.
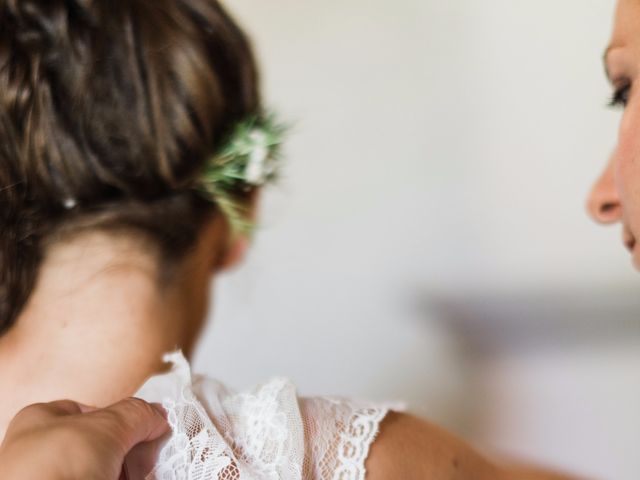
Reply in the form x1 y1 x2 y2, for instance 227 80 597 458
586 153 622 224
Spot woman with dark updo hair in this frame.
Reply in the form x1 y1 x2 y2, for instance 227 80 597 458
0 1 581 479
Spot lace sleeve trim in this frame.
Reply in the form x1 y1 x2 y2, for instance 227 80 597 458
333 405 390 479
137 351 405 480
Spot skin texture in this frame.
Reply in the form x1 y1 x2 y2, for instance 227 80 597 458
0 211 248 441
366 413 581 480
0 189 259 442
588 0 640 269
5 1 626 470
0 398 169 480
0 204 583 479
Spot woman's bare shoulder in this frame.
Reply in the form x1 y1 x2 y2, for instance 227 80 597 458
366 412 582 480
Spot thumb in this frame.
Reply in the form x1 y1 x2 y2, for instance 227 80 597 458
89 397 170 455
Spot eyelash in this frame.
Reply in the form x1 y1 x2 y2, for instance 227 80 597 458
609 83 631 108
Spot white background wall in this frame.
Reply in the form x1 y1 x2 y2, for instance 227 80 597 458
193 1 640 478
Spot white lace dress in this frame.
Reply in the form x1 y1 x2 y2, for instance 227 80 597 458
134 351 404 480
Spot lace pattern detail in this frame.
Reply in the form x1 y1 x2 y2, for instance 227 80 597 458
334 406 389 478
135 351 402 480
143 355 239 480
299 397 393 480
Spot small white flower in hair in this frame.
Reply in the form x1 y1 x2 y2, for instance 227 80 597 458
194 111 288 239
244 129 271 185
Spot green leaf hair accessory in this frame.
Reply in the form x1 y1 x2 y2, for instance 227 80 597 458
194 111 289 243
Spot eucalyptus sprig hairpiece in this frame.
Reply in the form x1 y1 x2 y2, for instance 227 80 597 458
194 111 289 243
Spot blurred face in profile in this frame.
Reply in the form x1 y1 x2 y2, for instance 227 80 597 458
588 0 640 269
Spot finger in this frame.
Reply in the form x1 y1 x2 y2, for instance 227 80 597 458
119 463 129 480
45 399 96 416
4 399 84 440
76 402 100 414
9 399 83 430
32 399 100 416
91 397 169 453
123 427 170 479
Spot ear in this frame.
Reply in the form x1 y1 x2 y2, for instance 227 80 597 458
215 188 261 272
216 235 250 272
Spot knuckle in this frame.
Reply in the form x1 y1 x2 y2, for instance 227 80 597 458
48 399 82 415
7 402 52 430
14 402 48 418
26 398 77 415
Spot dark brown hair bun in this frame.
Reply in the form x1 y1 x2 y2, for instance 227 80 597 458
0 0 261 333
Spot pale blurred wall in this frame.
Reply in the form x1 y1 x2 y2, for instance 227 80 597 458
193 1 640 478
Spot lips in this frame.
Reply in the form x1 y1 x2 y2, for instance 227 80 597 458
623 227 636 252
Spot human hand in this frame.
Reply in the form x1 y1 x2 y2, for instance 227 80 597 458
0 397 170 480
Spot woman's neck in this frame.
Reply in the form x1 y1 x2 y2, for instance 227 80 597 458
0 231 213 439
